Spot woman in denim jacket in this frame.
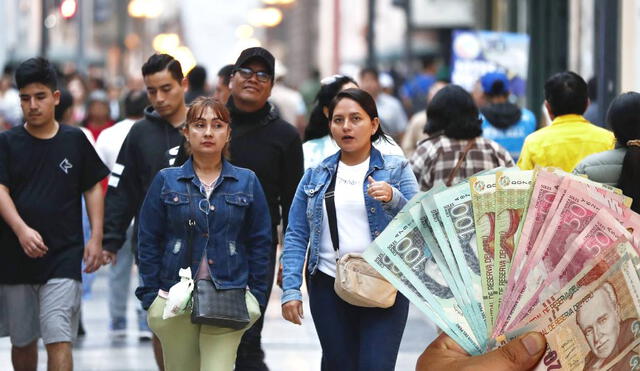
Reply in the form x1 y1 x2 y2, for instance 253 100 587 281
136 97 271 371
281 89 419 370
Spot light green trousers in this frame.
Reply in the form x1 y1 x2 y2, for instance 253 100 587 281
148 290 261 371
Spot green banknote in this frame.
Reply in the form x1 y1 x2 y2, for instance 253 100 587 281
492 170 534 319
431 183 489 346
469 173 498 331
363 243 483 355
368 208 483 350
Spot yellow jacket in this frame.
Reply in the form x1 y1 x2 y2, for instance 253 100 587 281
517 114 615 172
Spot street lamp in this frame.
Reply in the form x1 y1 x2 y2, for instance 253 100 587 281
262 0 296 4
248 7 283 28
128 0 163 18
236 24 255 39
152 33 180 54
60 0 77 19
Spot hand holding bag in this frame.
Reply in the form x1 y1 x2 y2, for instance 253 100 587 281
324 163 397 308
184 184 250 330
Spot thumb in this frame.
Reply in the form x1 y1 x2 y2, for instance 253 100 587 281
367 176 375 184
467 332 546 371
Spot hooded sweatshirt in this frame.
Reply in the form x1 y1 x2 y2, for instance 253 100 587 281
173 98 303 232
481 102 536 161
103 106 184 253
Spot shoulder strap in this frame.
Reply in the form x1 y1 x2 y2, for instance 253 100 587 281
184 182 197 269
445 138 476 187
324 164 340 257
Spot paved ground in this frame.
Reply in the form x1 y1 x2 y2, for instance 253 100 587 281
0 268 439 370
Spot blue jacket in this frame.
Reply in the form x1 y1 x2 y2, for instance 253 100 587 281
281 147 418 304
136 158 272 310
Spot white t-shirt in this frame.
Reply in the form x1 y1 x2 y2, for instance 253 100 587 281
318 157 372 277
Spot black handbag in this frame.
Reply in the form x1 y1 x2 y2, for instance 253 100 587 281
184 184 250 330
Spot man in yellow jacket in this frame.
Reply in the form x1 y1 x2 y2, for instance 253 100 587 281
517 71 615 172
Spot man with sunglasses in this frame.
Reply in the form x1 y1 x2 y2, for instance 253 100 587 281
228 47 303 370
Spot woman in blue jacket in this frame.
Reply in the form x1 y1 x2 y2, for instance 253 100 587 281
136 97 271 371
281 88 419 370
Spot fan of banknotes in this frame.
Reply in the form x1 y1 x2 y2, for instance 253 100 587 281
364 167 640 370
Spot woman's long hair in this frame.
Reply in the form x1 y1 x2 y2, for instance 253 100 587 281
425 84 482 140
303 75 358 142
611 92 640 213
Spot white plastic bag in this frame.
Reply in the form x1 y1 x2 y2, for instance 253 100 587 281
162 267 194 319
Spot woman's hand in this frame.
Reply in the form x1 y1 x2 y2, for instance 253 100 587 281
367 176 393 203
282 300 304 325
416 332 546 371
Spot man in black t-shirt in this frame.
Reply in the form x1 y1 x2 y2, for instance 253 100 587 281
0 57 110 371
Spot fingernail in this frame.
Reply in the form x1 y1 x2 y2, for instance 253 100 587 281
521 333 545 355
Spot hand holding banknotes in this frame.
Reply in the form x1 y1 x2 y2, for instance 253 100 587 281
367 176 392 203
416 332 546 371
282 300 304 325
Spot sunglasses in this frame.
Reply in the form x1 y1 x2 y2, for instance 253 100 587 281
235 67 272 83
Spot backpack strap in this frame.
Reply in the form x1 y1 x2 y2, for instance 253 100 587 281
445 138 476 187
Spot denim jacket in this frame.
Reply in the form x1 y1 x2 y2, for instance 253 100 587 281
281 147 418 304
136 158 272 310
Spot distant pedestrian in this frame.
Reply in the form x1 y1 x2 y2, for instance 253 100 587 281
583 77 600 125
282 88 418 371
360 67 407 142
400 56 438 115
82 89 115 141
517 71 615 172
0 65 22 129
213 64 234 104
410 85 514 191
574 92 640 204
138 97 271 371
478 72 536 162
270 61 307 136
185 65 210 104
401 81 447 157
0 57 110 371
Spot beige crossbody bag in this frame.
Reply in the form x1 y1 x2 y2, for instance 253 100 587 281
324 164 397 308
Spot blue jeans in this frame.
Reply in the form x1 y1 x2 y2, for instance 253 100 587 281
308 271 409 371
109 225 135 322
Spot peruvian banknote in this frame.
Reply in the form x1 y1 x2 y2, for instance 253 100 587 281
365 190 487 350
492 170 533 323
510 209 633 329
497 241 640 371
500 168 562 323
433 182 488 340
502 187 625 333
470 173 498 330
421 190 487 346
363 243 483 355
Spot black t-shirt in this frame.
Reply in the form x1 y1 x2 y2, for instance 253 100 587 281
0 124 109 284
